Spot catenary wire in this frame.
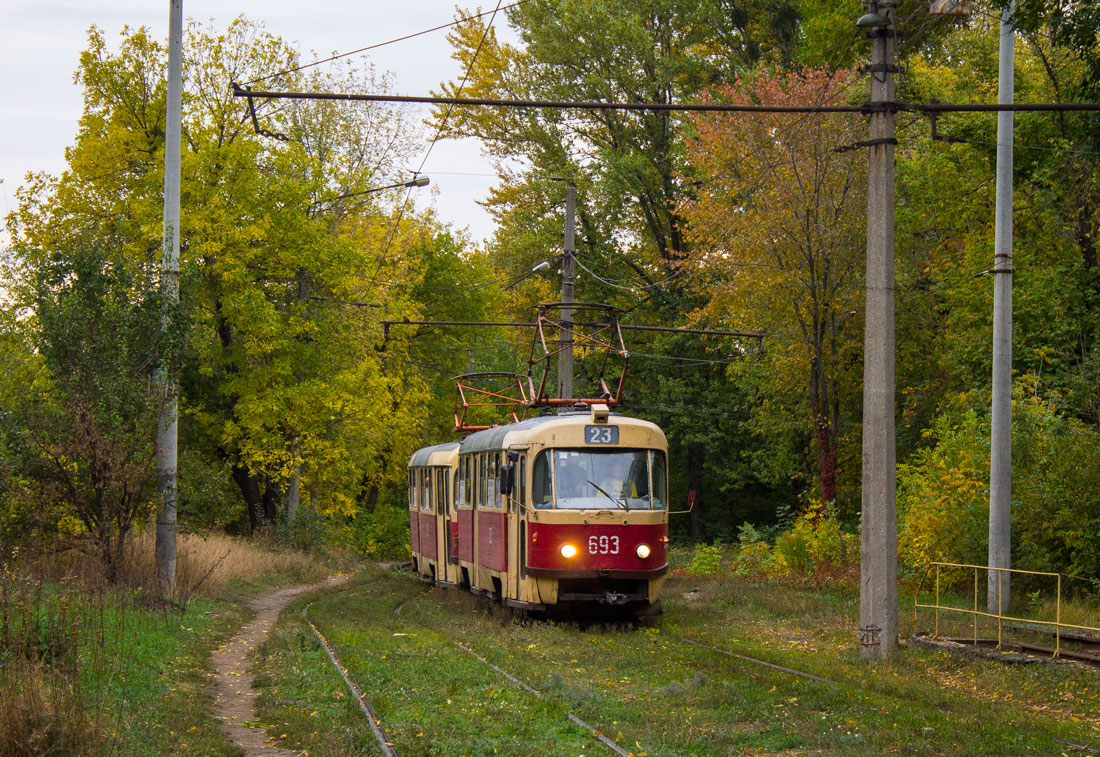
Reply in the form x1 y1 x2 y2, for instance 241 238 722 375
242 1 531 86
368 0 507 288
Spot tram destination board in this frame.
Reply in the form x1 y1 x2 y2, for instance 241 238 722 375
585 425 619 444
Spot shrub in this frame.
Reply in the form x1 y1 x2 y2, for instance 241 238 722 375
0 244 182 583
897 405 989 576
687 543 723 576
898 384 1100 584
768 502 859 581
732 541 774 578
730 522 774 577
352 504 410 561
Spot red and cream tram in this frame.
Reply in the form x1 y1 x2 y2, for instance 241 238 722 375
408 404 669 617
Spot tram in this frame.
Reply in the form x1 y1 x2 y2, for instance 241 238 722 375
408 403 669 617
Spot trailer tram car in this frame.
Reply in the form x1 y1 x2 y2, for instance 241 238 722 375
408 404 669 617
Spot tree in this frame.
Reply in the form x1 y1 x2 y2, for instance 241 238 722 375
5 18 447 539
0 242 179 581
432 1 806 531
680 68 866 507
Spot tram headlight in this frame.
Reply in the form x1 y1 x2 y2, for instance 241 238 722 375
560 543 578 559
636 543 651 559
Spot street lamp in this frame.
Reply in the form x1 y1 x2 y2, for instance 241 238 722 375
503 260 553 290
857 1 891 27
332 175 430 201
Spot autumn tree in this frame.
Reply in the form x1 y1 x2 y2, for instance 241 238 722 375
0 242 180 581
5 18 444 538
429 1 809 533
680 68 866 507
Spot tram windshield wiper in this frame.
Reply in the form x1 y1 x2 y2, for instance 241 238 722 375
587 479 628 511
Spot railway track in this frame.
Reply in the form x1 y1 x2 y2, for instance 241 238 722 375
451 640 632 756
658 628 1099 755
302 602 398 756
295 573 637 756
287 570 1099 756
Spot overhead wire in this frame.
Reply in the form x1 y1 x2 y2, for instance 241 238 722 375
241 1 530 87
368 0 507 289
572 253 687 292
630 351 749 367
547 27 864 305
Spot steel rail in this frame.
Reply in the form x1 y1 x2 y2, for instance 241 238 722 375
302 603 398 756
667 628 1100 755
393 568 1099 754
395 568 634 755
452 640 631 756
669 633 837 685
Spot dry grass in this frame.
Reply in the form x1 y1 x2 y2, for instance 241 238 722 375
126 531 329 599
0 659 100 756
0 530 332 754
9 530 329 599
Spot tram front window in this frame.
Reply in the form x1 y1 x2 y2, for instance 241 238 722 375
552 449 656 510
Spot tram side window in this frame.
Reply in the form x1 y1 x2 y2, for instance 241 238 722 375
435 469 443 514
465 457 472 507
532 451 552 508
651 451 668 510
441 468 448 514
423 470 433 512
466 456 473 508
456 458 464 507
409 470 416 509
519 455 526 506
488 453 499 509
479 454 488 509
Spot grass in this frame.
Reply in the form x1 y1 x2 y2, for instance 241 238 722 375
254 567 600 755
0 531 336 755
253 558 1100 756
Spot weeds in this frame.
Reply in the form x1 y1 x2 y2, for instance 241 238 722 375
687 542 724 576
0 531 332 754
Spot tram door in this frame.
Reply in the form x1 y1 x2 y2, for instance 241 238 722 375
510 453 526 601
442 467 454 581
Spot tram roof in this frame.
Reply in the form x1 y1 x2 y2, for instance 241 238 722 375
408 441 461 467
460 415 561 454
460 412 662 454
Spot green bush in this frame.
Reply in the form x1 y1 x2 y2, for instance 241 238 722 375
352 504 410 560
730 522 774 577
732 541 774 578
687 542 723 576
898 384 1100 583
768 502 859 580
177 450 244 532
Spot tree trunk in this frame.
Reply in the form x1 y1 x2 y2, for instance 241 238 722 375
687 442 705 540
261 476 279 523
363 481 380 515
809 344 838 504
284 438 300 525
814 407 838 505
231 464 264 534
284 465 300 525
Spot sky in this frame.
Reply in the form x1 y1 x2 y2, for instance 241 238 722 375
0 1 513 246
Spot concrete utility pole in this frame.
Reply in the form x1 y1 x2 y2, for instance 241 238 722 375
989 3 1015 614
156 0 183 589
858 0 898 660
558 185 576 406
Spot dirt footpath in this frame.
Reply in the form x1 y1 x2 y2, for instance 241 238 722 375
211 575 348 756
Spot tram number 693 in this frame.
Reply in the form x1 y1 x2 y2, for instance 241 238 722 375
588 535 620 555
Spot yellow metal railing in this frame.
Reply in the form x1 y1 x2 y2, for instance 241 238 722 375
914 562 1100 658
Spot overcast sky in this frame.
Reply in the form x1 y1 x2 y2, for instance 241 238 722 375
0 1 512 245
